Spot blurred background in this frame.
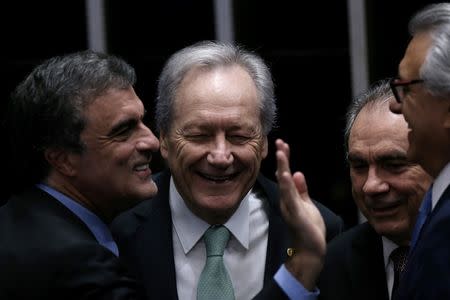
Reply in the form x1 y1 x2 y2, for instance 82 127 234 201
1 0 439 227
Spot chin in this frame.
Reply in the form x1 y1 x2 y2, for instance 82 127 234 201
139 181 158 197
377 222 408 237
199 197 238 214
201 200 233 211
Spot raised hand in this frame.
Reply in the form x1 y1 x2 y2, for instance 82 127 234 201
275 138 326 290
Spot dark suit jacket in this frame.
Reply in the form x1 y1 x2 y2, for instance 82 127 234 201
112 170 344 300
317 222 389 300
395 185 450 300
0 187 143 300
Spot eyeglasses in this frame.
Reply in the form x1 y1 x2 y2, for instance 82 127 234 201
389 77 424 103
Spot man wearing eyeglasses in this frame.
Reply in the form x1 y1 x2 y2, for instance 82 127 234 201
251 3 450 300
388 3 450 299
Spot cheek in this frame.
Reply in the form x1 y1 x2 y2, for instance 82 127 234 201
398 171 431 203
165 137 189 159
405 188 426 215
391 178 428 216
236 147 264 169
177 143 203 161
350 172 366 192
350 175 370 210
244 140 267 162
352 188 368 211
109 144 135 164
166 142 205 171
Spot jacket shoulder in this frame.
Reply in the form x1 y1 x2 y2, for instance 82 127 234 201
111 171 170 242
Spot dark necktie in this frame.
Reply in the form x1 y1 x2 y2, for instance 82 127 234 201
197 225 235 300
390 246 410 298
410 187 433 250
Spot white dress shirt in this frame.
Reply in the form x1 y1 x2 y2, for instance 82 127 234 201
431 162 450 211
382 236 400 300
169 177 269 300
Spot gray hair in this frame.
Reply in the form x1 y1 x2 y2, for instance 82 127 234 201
155 40 276 135
409 3 450 97
344 80 393 155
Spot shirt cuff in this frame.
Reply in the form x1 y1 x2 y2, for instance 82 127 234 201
274 264 319 300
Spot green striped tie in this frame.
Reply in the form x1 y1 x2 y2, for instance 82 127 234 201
197 225 235 300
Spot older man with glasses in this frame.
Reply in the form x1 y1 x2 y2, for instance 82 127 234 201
389 77 424 103
388 3 450 300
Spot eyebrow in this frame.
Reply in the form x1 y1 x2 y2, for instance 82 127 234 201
347 152 408 163
108 108 147 136
183 120 256 131
107 117 138 136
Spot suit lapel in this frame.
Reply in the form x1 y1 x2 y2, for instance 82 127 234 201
134 171 179 300
413 184 450 250
349 223 389 300
403 184 450 276
255 175 290 285
396 185 450 299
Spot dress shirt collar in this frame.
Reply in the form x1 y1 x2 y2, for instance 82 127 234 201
36 183 119 256
432 162 450 211
382 236 398 269
169 176 251 255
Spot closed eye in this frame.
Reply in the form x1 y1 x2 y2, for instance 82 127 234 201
382 160 410 173
228 135 251 144
347 155 367 171
184 134 210 142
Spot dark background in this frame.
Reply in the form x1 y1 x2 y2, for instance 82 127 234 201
1 0 438 227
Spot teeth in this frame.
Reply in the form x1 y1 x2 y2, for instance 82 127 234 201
135 164 149 171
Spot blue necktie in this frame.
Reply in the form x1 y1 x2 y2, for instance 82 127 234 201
197 225 235 300
410 187 433 250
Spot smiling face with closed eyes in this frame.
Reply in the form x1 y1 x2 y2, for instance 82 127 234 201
160 65 268 225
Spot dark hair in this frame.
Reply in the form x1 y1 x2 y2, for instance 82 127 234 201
5 50 136 192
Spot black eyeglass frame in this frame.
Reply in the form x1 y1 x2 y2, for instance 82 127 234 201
389 77 424 103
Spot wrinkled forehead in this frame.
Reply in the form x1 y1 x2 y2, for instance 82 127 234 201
349 104 409 153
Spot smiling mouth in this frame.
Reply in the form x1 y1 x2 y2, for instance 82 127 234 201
134 163 149 171
133 163 152 180
371 202 401 215
197 172 239 183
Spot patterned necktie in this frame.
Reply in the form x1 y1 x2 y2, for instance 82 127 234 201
410 187 433 250
197 225 235 300
390 246 410 298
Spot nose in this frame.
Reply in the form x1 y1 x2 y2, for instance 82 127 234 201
136 123 160 152
207 134 233 168
389 97 402 115
362 166 389 196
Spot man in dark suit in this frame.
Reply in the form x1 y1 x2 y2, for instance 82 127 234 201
112 41 343 300
0 50 161 299
389 3 450 299
318 81 432 300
